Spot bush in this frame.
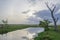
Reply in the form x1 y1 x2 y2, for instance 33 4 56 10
40 35 52 40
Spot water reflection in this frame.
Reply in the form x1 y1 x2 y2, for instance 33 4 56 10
0 27 44 40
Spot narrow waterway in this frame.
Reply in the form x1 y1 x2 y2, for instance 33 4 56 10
0 27 44 40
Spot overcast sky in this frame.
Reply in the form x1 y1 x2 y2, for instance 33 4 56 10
0 0 60 24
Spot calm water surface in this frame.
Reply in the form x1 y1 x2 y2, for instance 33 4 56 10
0 27 44 40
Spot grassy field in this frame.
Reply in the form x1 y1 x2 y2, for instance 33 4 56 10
0 24 60 40
0 24 38 34
34 25 60 40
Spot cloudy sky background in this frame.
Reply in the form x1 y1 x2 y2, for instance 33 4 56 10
0 0 60 24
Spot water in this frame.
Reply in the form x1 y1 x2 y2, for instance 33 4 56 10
0 27 44 40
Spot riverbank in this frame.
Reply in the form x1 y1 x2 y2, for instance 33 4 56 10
0 24 38 34
34 26 60 40
0 27 44 40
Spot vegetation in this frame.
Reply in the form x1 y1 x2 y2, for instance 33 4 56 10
35 14 60 40
0 19 38 34
45 3 59 31
35 3 60 40
0 2 60 40
39 19 51 31
36 12 60 40
0 24 38 34
34 25 60 40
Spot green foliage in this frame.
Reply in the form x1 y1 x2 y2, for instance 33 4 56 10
34 30 60 40
0 24 38 34
39 20 51 31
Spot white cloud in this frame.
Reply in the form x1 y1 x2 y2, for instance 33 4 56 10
0 0 60 24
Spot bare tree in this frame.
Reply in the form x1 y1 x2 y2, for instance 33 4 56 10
45 3 59 31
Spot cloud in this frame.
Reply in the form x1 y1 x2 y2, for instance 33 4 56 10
27 0 37 5
0 0 30 24
22 10 30 14
27 15 43 24
55 5 60 14
0 0 60 24
33 9 60 23
34 10 51 18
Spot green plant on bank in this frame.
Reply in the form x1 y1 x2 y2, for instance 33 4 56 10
35 22 60 40
38 20 57 40
39 19 51 31
34 27 60 40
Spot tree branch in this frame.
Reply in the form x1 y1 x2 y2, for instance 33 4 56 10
52 5 56 12
45 3 52 12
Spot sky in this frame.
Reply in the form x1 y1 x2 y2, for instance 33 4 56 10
0 0 60 24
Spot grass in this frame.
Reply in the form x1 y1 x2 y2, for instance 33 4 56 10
0 24 60 40
34 26 60 40
34 31 60 40
0 24 38 34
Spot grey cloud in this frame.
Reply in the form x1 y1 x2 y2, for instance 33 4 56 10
27 10 52 24
27 16 39 22
33 4 60 19
27 16 43 24
33 9 60 23
22 10 30 14
34 10 51 18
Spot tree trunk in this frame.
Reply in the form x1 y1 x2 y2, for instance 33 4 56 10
51 12 58 31
54 21 58 31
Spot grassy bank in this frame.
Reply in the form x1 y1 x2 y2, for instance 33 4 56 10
0 24 38 34
34 26 60 40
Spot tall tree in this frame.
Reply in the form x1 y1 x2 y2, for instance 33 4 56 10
45 3 59 31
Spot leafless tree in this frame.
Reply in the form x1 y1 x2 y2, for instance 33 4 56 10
45 3 59 31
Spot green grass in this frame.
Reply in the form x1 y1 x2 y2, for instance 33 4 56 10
0 24 38 34
1 24 60 40
35 31 60 40
34 26 60 40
